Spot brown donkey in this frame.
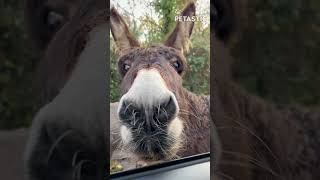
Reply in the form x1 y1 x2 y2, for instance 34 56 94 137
110 3 211 161
212 0 320 179
24 0 110 179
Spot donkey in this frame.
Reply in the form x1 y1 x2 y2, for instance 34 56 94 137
110 3 211 162
24 0 111 179
212 0 320 179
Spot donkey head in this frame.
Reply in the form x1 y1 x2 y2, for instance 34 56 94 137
25 0 108 179
111 3 195 160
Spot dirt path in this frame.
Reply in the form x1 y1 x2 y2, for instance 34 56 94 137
110 102 140 172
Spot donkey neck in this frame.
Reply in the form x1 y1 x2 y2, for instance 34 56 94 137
177 88 211 157
215 80 320 179
181 88 210 120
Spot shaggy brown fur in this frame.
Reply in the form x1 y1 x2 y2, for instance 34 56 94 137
119 46 211 158
212 0 320 179
110 3 211 160
177 90 211 157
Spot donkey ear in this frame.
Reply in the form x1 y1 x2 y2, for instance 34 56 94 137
164 2 195 54
212 0 248 43
110 7 140 52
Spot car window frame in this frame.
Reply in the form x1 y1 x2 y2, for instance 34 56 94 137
109 152 210 179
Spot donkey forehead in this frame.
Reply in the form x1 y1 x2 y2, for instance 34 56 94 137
119 45 185 61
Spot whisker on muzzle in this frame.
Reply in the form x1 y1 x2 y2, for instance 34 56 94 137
46 129 76 164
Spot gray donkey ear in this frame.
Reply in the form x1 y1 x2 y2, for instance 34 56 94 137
164 2 195 54
110 7 140 52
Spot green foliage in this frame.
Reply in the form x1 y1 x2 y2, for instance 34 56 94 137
183 27 210 95
0 1 40 129
153 0 183 36
232 0 320 105
110 40 122 102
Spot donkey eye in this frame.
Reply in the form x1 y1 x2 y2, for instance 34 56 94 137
46 10 65 31
123 63 131 72
172 60 182 73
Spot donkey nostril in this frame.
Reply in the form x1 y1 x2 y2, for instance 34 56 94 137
133 110 141 118
162 97 171 107
155 96 177 123
163 96 176 113
119 100 138 121
165 96 174 107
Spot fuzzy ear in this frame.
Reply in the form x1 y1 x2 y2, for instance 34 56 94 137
110 7 140 52
212 0 248 42
164 2 196 54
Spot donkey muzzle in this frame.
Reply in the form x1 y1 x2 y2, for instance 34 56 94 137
118 69 179 131
118 95 180 159
117 69 182 158
118 95 177 133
